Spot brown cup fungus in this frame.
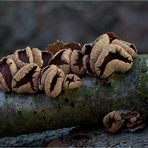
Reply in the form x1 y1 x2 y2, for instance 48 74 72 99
31 48 43 67
63 74 82 90
39 65 53 91
103 111 124 133
12 46 34 69
71 50 86 76
94 44 133 78
112 39 137 58
121 40 137 53
32 48 53 68
90 32 119 73
45 40 81 54
0 57 18 92
45 65 65 98
122 111 145 132
49 49 72 74
41 51 53 68
82 43 93 75
12 63 40 93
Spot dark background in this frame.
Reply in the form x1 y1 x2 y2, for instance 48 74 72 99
0 1 148 57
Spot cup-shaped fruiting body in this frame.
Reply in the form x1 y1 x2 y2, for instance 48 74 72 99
71 50 86 76
122 111 145 132
41 51 53 68
90 32 119 73
94 44 133 78
45 65 65 98
45 40 81 54
49 49 72 74
32 48 53 68
63 74 82 90
0 57 18 92
112 39 137 58
12 46 34 69
121 40 137 53
82 43 94 75
31 48 42 67
39 65 53 91
103 111 124 133
11 63 40 93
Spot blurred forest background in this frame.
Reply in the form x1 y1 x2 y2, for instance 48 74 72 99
0 1 148 57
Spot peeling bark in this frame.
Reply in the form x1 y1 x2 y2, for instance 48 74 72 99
0 54 148 137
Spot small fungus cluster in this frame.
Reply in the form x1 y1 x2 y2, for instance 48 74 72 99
0 32 137 98
0 45 83 97
103 111 145 133
82 32 137 78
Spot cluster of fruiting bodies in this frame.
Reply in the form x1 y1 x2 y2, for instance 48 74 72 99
0 32 137 98
103 110 145 133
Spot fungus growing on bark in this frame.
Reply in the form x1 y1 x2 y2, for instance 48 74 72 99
94 44 133 78
63 74 82 90
39 65 53 91
45 65 65 98
71 50 86 76
82 43 93 75
122 111 145 132
31 48 43 67
121 40 137 52
112 39 137 58
12 63 40 93
12 47 33 69
49 49 72 74
0 57 18 92
90 32 119 73
45 40 81 54
103 111 124 133
41 51 53 68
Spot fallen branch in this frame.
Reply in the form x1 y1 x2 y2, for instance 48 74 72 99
0 54 148 137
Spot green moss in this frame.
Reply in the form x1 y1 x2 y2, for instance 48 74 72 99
137 74 148 99
0 109 47 137
136 55 148 99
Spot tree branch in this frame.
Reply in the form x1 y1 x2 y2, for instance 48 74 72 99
0 54 148 137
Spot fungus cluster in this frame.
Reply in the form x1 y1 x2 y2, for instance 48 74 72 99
0 46 83 97
103 111 145 133
0 32 137 98
82 32 137 78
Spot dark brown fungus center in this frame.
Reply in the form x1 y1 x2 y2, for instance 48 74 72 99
42 52 52 68
13 66 37 91
50 74 60 92
84 45 92 55
50 50 68 66
66 75 75 86
99 51 132 76
0 58 12 89
73 52 84 71
18 50 29 63
108 118 116 128
85 56 93 74
107 32 120 43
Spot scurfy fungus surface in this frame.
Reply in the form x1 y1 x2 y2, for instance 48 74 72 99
0 32 137 98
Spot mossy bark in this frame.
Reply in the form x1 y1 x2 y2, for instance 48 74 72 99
0 54 148 137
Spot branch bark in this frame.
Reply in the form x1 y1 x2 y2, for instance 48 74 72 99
0 54 148 137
